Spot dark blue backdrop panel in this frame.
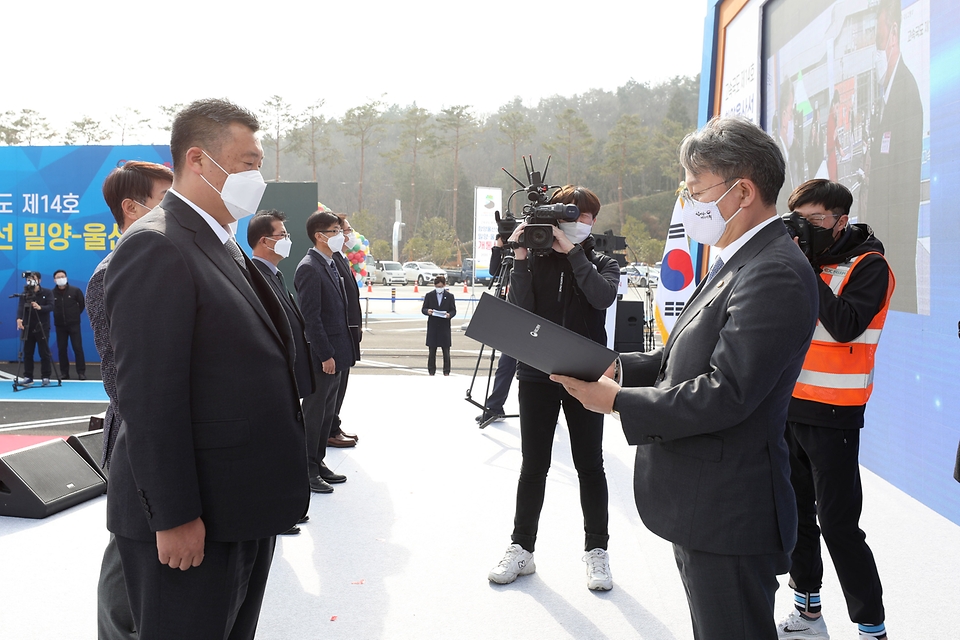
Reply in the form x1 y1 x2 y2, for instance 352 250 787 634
0 145 172 364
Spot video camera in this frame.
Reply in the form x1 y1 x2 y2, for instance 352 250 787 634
9 271 39 300
781 212 813 258
498 155 580 255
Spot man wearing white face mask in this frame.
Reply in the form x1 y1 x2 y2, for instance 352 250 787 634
104 99 308 640
551 117 820 639
295 210 356 495
51 268 86 380
327 213 361 447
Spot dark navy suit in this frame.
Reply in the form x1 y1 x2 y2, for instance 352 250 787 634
295 248 356 478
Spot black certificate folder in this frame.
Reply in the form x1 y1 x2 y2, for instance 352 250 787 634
465 293 618 382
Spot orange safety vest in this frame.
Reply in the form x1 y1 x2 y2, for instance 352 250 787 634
793 251 895 406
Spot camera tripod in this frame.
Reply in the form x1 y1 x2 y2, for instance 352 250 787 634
12 295 62 392
464 250 519 429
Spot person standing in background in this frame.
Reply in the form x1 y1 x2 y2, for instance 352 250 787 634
52 269 86 380
328 212 361 448
421 274 456 376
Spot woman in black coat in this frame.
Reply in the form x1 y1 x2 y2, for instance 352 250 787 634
421 275 457 375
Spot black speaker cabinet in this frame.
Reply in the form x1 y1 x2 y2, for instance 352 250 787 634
67 429 107 481
615 300 646 353
0 438 106 518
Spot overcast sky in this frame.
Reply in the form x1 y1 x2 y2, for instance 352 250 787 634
7 0 708 139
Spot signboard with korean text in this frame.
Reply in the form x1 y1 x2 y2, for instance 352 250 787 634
0 145 173 362
473 187 502 279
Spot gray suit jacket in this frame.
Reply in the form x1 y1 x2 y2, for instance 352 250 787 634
615 220 819 556
104 192 309 542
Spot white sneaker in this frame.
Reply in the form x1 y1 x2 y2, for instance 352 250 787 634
778 609 830 639
488 543 535 584
583 548 613 591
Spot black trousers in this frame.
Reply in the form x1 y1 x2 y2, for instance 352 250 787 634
427 346 450 375
673 543 789 640
512 380 609 553
115 534 276 640
56 322 85 376
22 326 52 379
786 422 885 624
302 370 341 478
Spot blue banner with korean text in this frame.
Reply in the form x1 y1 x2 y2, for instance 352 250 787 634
0 145 172 363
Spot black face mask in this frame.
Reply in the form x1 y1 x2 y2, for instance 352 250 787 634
810 216 841 257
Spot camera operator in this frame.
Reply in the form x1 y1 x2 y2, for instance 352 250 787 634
488 185 620 590
52 269 86 380
777 179 894 640
16 271 55 386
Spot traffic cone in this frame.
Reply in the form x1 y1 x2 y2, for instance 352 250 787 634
413 282 419 293
462 282 469 293
367 281 373 293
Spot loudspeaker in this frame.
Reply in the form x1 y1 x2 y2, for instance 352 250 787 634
615 300 646 353
0 439 106 518
67 428 107 481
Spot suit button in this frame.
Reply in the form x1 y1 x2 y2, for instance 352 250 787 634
137 490 144 497
646 435 662 442
296 411 303 423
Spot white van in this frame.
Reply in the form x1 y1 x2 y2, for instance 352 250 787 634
373 261 407 286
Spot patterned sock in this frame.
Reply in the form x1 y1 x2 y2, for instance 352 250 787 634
793 590 822 615
858 622 886 638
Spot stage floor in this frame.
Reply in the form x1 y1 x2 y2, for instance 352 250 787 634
1 374 955 639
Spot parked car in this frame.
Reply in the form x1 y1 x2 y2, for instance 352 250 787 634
444 258 492 286
373 260 407 286
403 261 448 286
620 263 659 287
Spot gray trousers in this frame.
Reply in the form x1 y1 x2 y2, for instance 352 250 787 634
98 533 136 639
673 543 790 640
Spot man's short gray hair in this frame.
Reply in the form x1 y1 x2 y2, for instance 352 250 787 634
678 116 785 207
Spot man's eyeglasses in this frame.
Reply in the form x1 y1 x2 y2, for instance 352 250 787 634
796 213 836 225
266 232 291 240
679 178 741 204
319 229 343 236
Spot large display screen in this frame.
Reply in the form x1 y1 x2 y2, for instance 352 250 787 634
762 0 930 315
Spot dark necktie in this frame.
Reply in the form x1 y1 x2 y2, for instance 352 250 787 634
706 257 724 284
327 260 344 297
225 238 247 272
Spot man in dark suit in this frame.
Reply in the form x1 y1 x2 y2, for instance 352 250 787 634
553 117 820 639
421 274 457 376
248 209 315 535
862 0 923 313
92 159 173 640
775 76 804 217
295 210 355 494
327 213 362 448
104 99 308 640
